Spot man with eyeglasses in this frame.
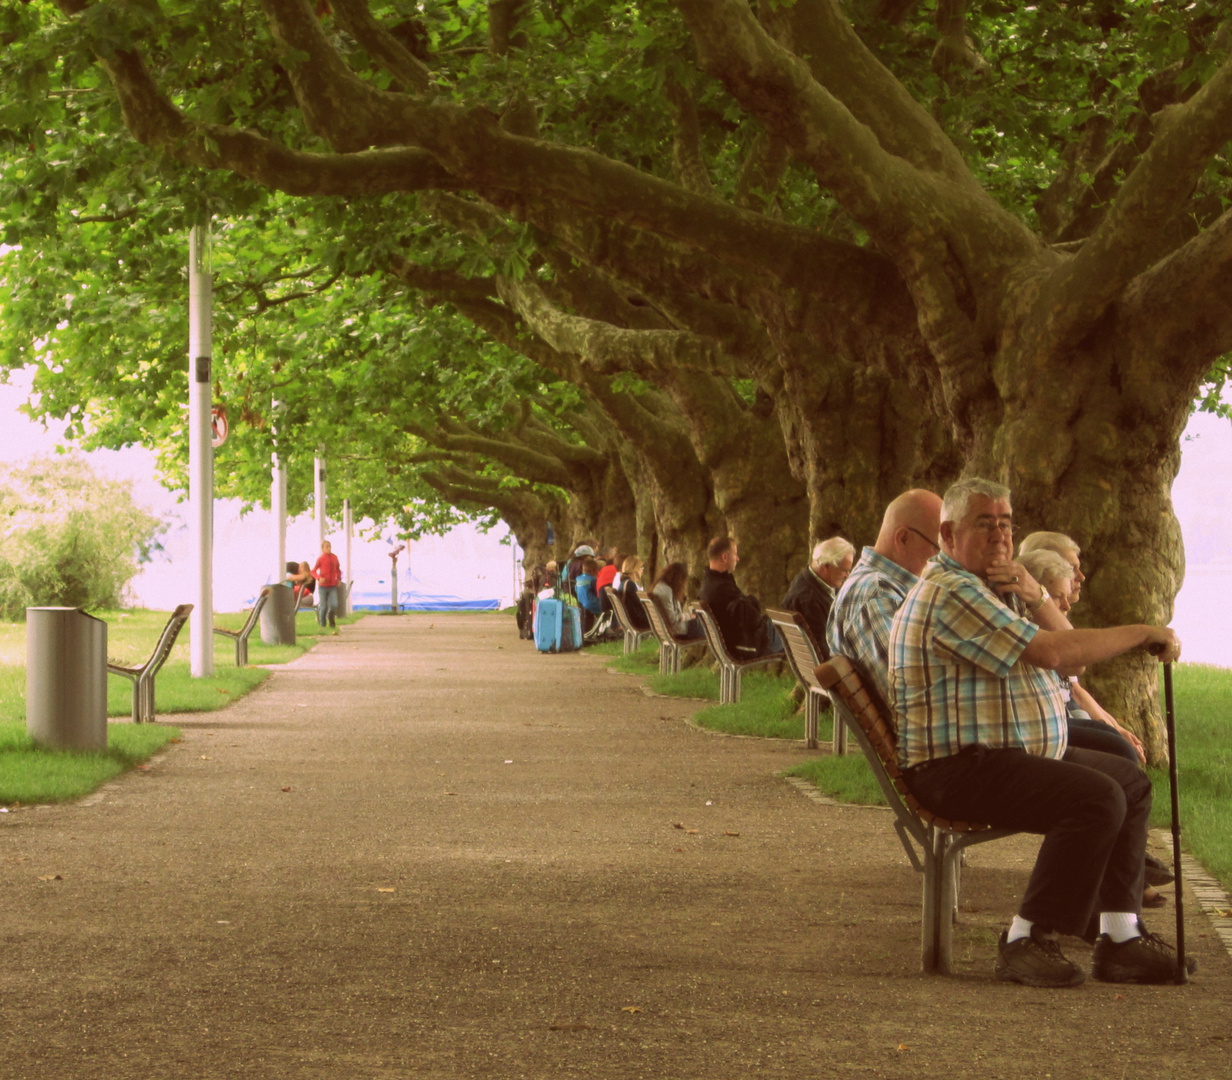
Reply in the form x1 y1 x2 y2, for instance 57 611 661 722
888 478 1189 987
826 488 943 707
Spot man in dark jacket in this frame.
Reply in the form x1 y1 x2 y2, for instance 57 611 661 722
698 537 782 657
781 536 855 656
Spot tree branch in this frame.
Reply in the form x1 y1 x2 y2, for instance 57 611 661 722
1040 52 1232 349
330 0 433 93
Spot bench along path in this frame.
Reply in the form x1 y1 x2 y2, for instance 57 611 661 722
1 614 1227 1080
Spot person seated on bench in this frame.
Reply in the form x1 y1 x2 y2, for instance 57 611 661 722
619 556 650 631
698 537 782 657
287 561 315 607
1017 547 1172 910
650 562 703 641
1017 548 1142 763
781 536 854 657
596 546 621 611
827 489 942 708
575 556 603 634
888 477 1189 987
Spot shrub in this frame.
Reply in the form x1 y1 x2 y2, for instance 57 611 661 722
0 454 164 619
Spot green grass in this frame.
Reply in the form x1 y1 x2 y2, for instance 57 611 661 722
0 605 355 806
0 719 180 804
1145 664 1232 888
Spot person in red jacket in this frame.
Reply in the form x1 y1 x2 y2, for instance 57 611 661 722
312 540 343 633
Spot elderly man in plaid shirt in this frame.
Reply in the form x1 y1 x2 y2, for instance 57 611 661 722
888 478 1189 988
826 489 943 705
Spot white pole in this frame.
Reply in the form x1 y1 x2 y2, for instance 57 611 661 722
314 450 327 548
272 451 286 583
188 224 214 677
343 498 353 614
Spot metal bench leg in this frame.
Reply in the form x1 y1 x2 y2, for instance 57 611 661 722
833 702 847 755
130 681 140 723
805 690 819 749
921 829 944 973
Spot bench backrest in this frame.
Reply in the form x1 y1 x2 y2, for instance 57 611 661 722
694 603 735 665
638 591 680 646
815 654 993 835
243 587 274 634
603 585 639 636
144 603 194 677
765 607 823 693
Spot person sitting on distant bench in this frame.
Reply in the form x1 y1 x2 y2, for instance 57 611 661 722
781 536 855 656
575 556 603 633
618 555 650 631
287 561 315 607
698 537 782 657
650 562 703 641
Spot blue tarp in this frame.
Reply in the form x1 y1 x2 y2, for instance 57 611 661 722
349 588 501 612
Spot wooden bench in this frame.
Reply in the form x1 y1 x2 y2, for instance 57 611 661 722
213 587 272 666
816 654 1018 974
602 585 654 655
694 602 779 705
637 593 705 676
106 604 194 723
765 607 838 752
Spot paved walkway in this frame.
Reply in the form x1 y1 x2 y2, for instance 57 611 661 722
1 614 1228 1079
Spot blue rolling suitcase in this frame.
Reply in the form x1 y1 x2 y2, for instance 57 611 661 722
534 598 582 653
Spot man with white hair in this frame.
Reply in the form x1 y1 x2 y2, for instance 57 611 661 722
780 535 855 655
827 489 943 706
889 478 1190 987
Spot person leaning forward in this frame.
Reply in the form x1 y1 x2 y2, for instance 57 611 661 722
888 477 1192 987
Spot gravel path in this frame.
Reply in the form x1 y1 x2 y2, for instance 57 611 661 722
2 613 1227 1079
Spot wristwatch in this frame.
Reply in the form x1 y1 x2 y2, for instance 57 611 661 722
1027 588 1050 613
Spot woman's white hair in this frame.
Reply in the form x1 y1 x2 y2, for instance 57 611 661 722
1017 530 1080 559
1018 549 1074 592
941 477 1011 522
812 536 855 567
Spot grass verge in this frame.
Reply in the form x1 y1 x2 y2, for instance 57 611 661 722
0 605 358 806
0 720 180 805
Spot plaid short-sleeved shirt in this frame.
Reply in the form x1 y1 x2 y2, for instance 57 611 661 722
826 547 918 709
888 552 1068 768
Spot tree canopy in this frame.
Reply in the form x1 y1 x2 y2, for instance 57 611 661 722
4 0 1232 748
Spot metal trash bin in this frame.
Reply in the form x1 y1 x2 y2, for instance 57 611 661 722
260 584 297 646
26 606 108 751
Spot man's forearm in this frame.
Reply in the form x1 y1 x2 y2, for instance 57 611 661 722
1022 624 1159 671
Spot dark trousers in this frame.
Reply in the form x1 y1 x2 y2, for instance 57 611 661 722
903 746 1150 937
1067 716 1139 762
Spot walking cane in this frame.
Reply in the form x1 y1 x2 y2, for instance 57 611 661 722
1161 660 1189 985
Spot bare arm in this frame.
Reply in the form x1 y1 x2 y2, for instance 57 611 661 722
1021 624 1180 672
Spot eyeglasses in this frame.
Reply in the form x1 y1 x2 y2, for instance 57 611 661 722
966 518 1016 536
906 526 940 552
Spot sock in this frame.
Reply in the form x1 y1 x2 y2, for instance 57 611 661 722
1099 912 1141 943
1007 915 1034 943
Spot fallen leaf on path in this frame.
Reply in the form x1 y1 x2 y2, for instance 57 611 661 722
37 874 62 881
376 888 395 893
724 831 740 837
199 755 212 760
896 1044 909 1052
685 829 698 835
1213 908 1232 917
136 765 151 772
672 823 685 830
217 688 230 694
445 791 458 796
280 787 292 792
621 1006 642 1014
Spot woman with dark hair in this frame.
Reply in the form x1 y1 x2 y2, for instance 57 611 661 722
650 562 702 640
